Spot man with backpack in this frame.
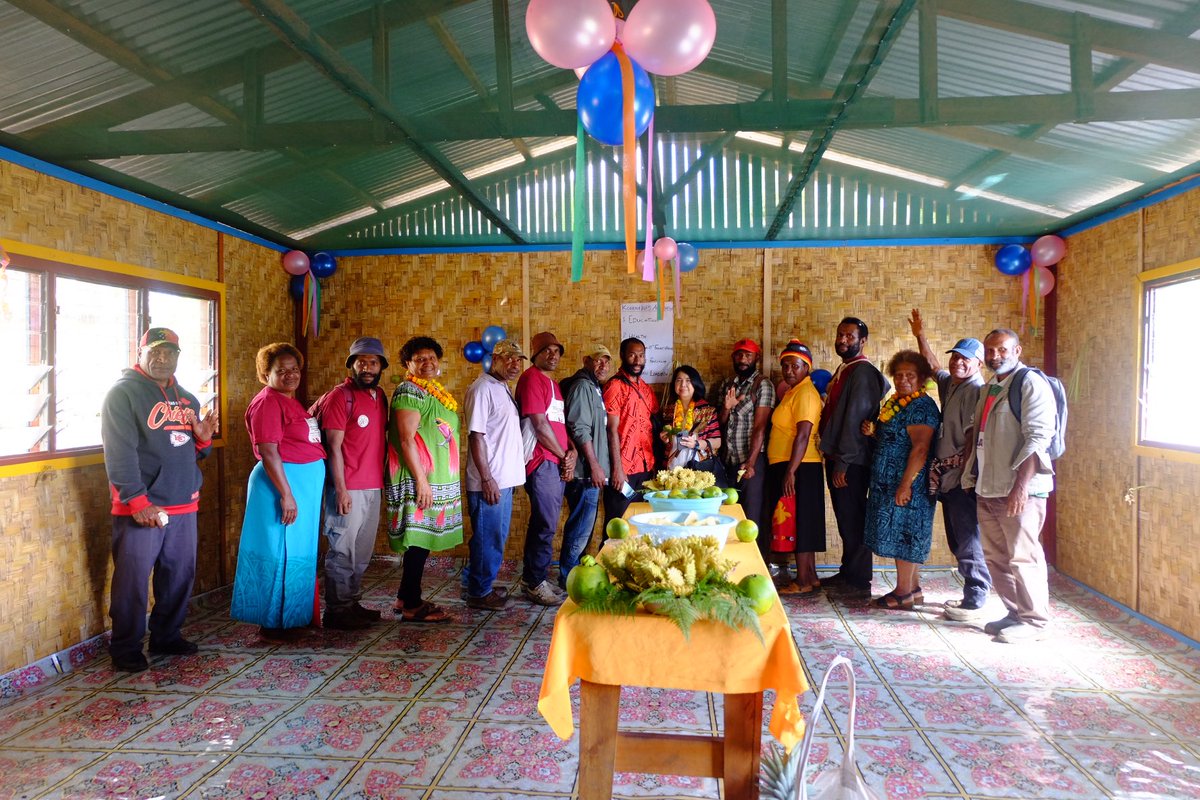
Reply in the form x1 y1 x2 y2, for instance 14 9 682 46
312 337 390 630
962 329 1061 643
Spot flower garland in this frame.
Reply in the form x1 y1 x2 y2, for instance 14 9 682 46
671 400 695 433
408 376 459 413
877 388 926 424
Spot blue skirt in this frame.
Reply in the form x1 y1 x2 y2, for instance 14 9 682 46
231 459 325 628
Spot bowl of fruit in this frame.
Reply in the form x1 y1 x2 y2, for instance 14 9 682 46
641 467 726 513
627 511 737 550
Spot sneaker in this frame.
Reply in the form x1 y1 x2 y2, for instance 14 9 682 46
111 652 149 672
148 638 199 656
944 602 986 622
350 603 382 622
466 589 509 610
522 580 565 606
983 615 1022 636
323 610 373 630
997 623 1050 643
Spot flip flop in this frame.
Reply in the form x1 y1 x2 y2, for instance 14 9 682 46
399 601 450 624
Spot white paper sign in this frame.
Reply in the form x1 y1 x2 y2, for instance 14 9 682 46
620 301 674 383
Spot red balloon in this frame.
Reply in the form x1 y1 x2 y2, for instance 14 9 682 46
652 237 678 261
282 250 310 276
1033 266 1056 297
1030 235 1066 267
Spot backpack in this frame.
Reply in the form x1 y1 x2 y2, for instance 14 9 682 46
1008 367 1067 460
307 385 354 433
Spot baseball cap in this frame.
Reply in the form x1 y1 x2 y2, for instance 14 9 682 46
583 343 612 360
530 331 565 358
946 338 984 361
779 339 813 369
732 338 761 356
346 336 388 370
139 327 180 351
491 339 528 360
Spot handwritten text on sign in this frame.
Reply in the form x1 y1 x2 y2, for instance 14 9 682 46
620 302 674 383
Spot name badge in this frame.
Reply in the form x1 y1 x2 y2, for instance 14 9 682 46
306 417 321 443
357 414 370 428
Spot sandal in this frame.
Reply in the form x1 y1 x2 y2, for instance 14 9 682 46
398 601 450 624
778 581 821 596
872 589 919 610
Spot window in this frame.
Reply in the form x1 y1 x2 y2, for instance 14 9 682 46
1137 257 1200 457
0 248 221 466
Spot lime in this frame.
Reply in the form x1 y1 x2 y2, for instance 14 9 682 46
606 517 631 539
723 488 740 506
566 557 610 604
685 489 702 499
739 574 776 615
735 519 759 542
669 489 687 499
701 487 724 499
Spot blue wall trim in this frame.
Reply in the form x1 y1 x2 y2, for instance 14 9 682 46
1060 173 1200 238
0 146 287 252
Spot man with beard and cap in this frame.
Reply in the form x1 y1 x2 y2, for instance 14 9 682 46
601 337 660 525
101 327 218 671
516 331 576 605
818 317 890 598
716 338 776 563
962 329 1057 643
462 339 527 610
559 343 614 590
312 337 390 630
909 310 992 620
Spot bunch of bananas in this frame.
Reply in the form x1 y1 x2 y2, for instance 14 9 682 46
642 466 717 492
600 535 733 597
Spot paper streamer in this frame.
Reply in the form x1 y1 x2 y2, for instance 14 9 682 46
1020 270 1030 335
642 116 656 282
613 43 638 275
571 116 587 283
673 256 681 313
656 257 664 320
301 271 311 335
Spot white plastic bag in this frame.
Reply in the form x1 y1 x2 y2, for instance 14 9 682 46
795 655 880 800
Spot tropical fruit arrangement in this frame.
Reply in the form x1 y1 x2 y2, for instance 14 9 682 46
641 466 718 494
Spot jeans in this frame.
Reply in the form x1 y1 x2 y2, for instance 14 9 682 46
465 487 514 598
826 462 874 589
940 486 992 607
523 460 566 587
559 480 601 589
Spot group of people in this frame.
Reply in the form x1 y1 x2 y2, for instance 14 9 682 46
100 310 1059 670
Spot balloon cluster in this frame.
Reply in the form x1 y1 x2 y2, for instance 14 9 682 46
463 325 508 373
280 250 338 284
651 237 701 272
526 0 717 146
993 235 1065 298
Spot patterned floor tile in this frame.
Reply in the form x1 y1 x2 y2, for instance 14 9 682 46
615 686 713 732
117 651 257 693
926 731 1100 798
372 701 471 775
612 771 722 798
814 681 911 734
217 652 350 697
843 615 948 651
868 648 983 688
196 620 289 652
962 648 1096 690
7 690 191 748
321 655 438 699
333 764 428 799
1124 693 1200 741
53 751 220 799
509 635 553 675
1054 736 1200 799
436 721 578 793
477 674 548 723
1065 652 1200 694
798 644 880 686
455 625 526 668
366 624 476 658
421 659 503 716
1007 688 1174 739
0 688 86 742
855 730 962 799
245 698 402 758
890 684 1038 735
191 754 354 799
125 695 294 752
0 749 105 799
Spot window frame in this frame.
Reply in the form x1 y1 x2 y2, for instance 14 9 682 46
0 240 225 476
1134 255 1200 463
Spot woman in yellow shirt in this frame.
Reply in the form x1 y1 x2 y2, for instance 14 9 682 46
765 340 825 595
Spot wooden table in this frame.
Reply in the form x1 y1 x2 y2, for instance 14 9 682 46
537 503 809 800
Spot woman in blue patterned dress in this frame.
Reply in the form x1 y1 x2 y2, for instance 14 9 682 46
862 350 940 610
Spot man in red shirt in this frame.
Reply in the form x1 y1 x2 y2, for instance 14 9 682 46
602 337 660 525
312 337 390 629
515 331 577 605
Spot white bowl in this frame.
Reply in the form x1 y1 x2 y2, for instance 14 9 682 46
627 511 737 551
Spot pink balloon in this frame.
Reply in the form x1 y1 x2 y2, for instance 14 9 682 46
1030 234 1066 267
622 0 717 76
1033 266 1056 297
525 0 616 70
281 250 310 276
653 237 678 261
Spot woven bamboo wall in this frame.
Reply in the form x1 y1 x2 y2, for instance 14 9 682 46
0 160 289 674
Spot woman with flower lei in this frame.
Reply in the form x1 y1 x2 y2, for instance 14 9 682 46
385 336 463 623
859 350 941 610
659 365 724 484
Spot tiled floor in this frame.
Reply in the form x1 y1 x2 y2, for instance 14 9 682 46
2 556 1199 799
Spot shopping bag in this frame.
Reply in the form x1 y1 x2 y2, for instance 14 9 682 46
796 655 880 800
770 494 797 553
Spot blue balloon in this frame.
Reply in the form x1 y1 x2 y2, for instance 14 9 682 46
676 242 699 273
288 274 306 300
463 340 486 363
310 251 337 278
481 325 507 352
481 354 493 373
810 369 833 395
994 244 1031 276
577 51 656 147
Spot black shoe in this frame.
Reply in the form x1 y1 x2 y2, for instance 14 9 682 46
350 603 382 622
148 638 199 656
466 589 509 610
111 653 149 672
323 610 373 630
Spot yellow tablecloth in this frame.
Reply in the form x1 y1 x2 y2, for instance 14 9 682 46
536 503 810 751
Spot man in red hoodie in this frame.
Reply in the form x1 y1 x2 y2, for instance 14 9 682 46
101 328 218 671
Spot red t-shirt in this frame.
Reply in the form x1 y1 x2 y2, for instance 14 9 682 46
245 386 326 464
602 373 660 475
312 378 388 489
515 367 568 477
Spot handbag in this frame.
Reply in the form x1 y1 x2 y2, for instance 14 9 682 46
795 655 881 800
770 494 797 553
